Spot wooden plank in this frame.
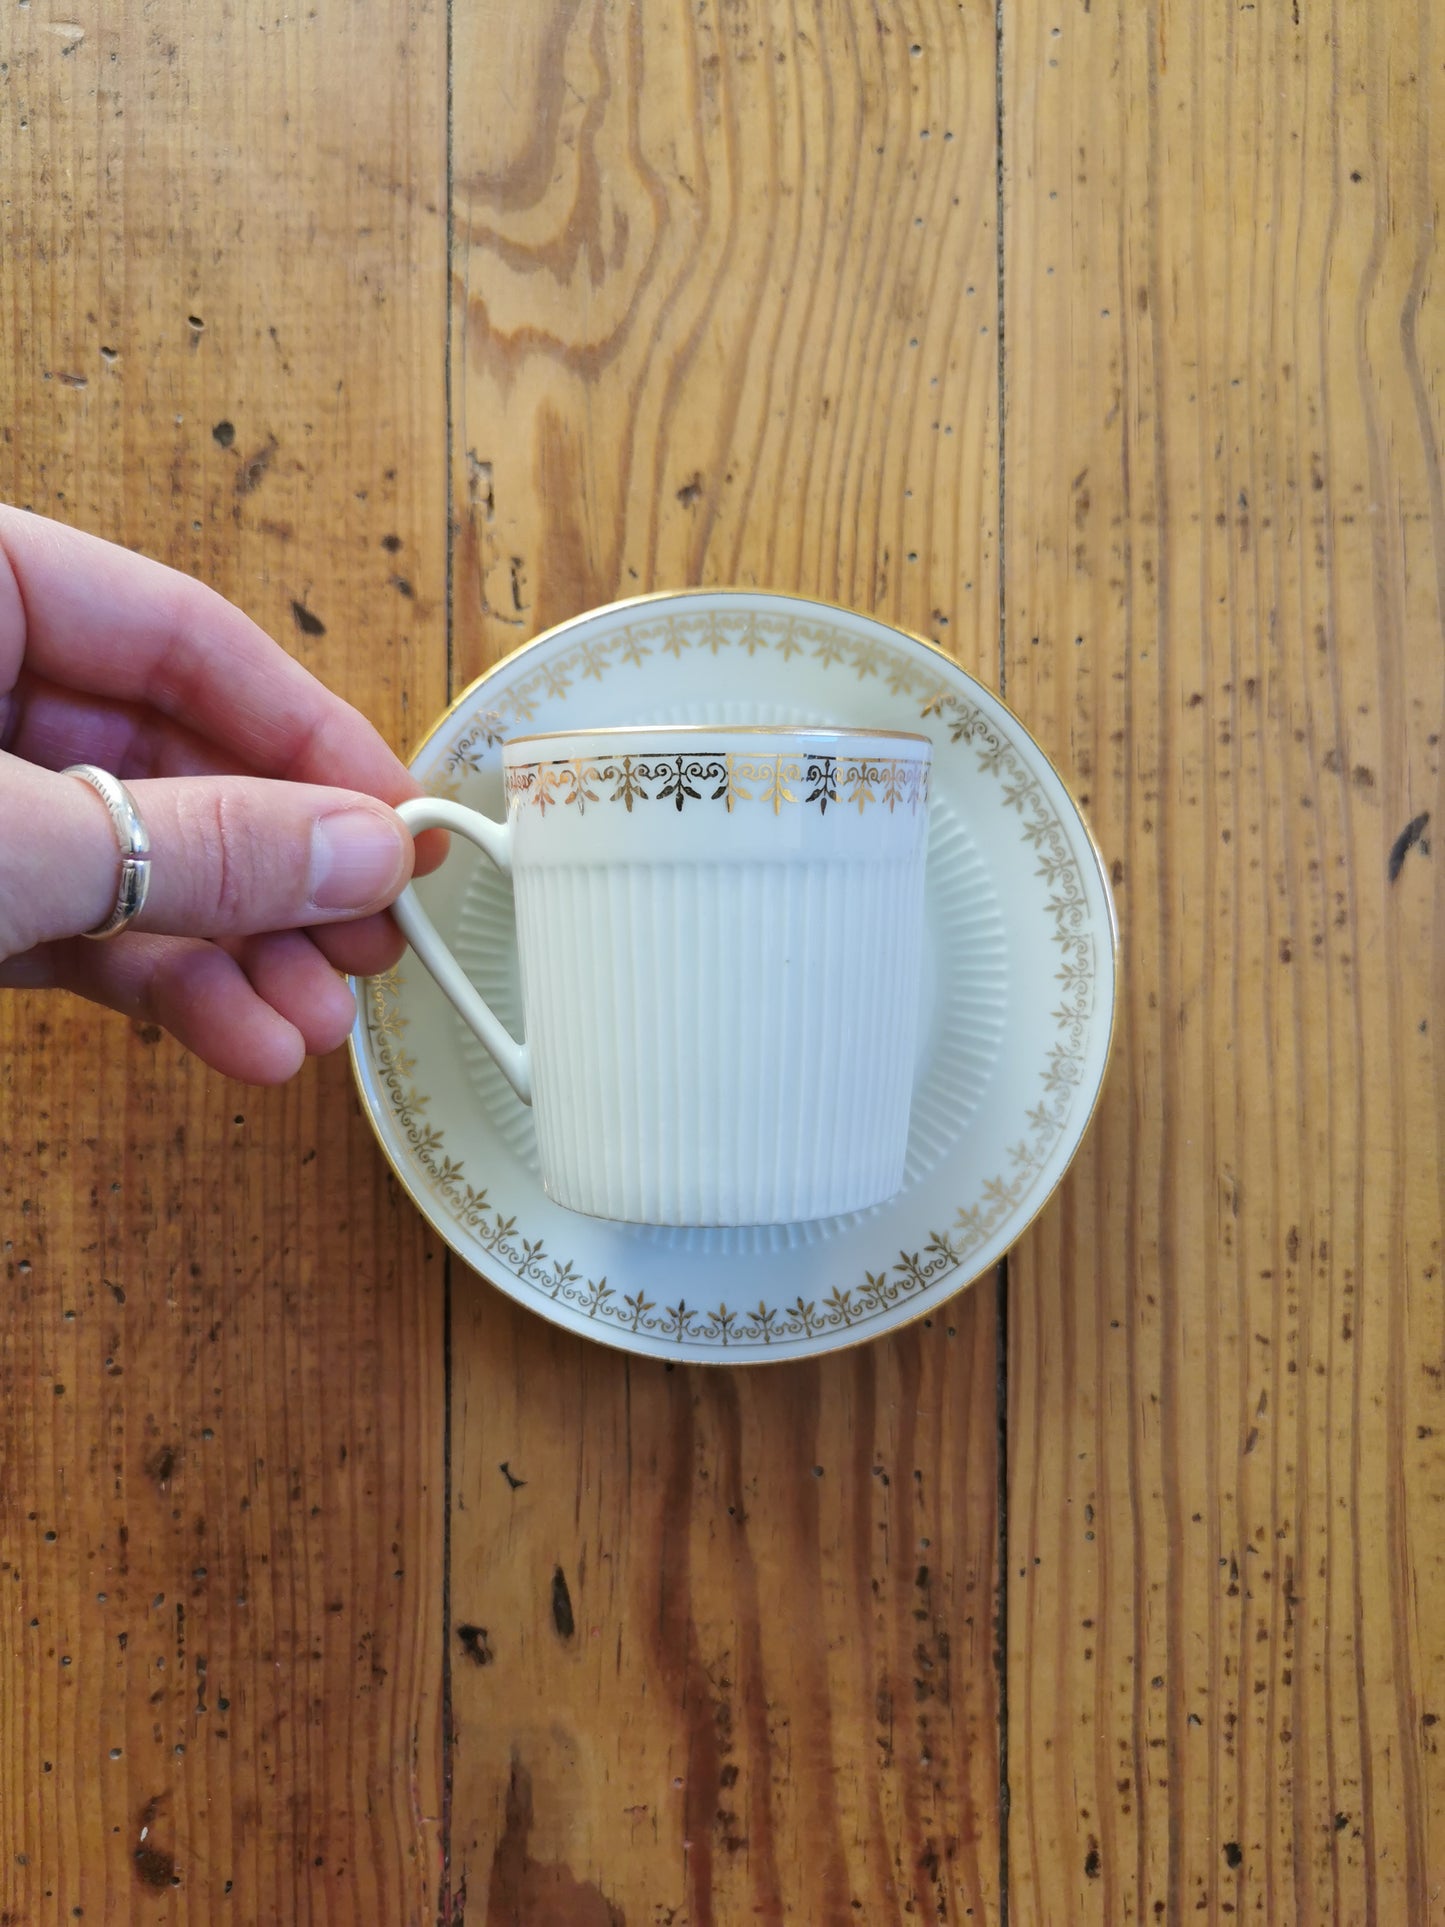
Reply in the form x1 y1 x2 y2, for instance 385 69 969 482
447 2 1004 1919
0 3 449 1920
1003 0 1445 1919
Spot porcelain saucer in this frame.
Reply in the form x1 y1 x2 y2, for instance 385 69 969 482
348 591 1118 1363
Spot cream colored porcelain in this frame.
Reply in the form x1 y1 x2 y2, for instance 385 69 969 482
349 591 1118 1363
391 726 932 1226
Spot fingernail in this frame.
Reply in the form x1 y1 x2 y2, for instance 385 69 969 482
310 809 407 911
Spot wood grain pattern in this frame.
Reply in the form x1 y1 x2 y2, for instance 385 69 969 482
450 0 1000 668
1003 0 1445 1920
8 0 1443 1919
447 2 1004 1920
0 2 449 1920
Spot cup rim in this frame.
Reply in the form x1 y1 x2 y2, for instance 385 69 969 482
504 723 933 752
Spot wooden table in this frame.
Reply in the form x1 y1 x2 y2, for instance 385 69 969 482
2 2 1440 1920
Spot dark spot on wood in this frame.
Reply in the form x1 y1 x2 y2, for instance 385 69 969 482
390 575 414 598
1111 857 1124 885
499 1461 525 1490
187 315 204 331
100 346 118 362
1084 1844 1101 1879
487 1754 625 1926
676 472 704 507
146 1445 177 1487
1350 170 1363 182
104 1279 125 1304
457 1623 492 1666
1223 1840 1243 1869
132 1022 162 1045
381 532 403 552
551 1566 575 1640
211 420 235 448
1335 1811 1350 1830
291 600 326 637
1388 811 1430 882
133 1845 176 1890
719 1762 739 1788
235 437 276 496
1352 765 1375 788
133 1795 176 1889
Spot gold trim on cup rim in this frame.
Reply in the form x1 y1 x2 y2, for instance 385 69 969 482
503 746 932 819
504 722 933 749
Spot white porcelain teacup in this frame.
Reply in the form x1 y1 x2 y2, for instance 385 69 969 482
392 724 932 1227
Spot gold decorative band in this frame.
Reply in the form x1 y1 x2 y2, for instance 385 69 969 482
503 750 931 819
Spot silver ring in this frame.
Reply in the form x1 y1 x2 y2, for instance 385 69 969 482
62 764 153 939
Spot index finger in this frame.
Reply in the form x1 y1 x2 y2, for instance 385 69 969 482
0 506 419 801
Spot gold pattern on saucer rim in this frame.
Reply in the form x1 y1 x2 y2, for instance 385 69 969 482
363 605 1097 1352
502 750 929 818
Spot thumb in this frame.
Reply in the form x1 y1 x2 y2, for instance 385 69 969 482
2 758 415 952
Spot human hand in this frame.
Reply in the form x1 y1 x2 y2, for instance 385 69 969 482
0 506 438 1083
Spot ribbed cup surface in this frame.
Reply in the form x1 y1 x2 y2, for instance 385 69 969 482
514 856 925 1225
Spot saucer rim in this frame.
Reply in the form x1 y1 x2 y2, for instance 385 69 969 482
349 586 1121 1364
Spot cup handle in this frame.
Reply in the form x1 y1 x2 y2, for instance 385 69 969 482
390 796 533 1105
